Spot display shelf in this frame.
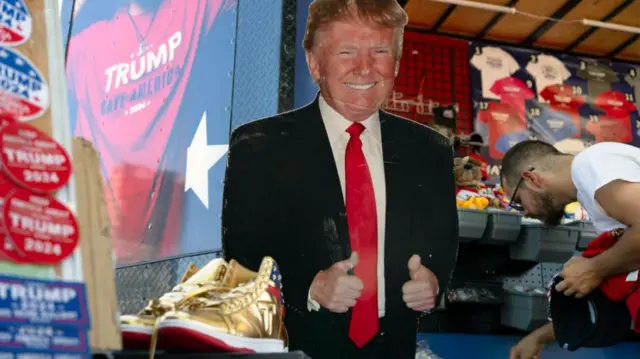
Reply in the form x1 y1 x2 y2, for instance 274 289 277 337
457 208 489 242
500 284 548 332
481 210 522 245
509 224 579 263
93 351 310 359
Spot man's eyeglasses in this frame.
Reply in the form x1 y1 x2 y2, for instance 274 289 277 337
508 167 535 212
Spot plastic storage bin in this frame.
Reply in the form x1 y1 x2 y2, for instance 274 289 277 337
509 224 579 263
457 209 489 243
500 284 548 331
575 221 598 251
481 210 521 245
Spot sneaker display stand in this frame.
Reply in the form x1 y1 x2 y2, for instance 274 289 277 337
94 351 311 359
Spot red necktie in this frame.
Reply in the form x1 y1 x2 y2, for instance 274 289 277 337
345 122 379 348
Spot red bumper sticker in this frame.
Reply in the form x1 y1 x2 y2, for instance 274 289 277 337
3 188 79 264
0 122 72 193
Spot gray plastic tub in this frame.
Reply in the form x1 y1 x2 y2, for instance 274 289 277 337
509 223 580 263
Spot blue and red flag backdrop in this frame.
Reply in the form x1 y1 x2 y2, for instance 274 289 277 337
469 41 640 179
64 0 237 264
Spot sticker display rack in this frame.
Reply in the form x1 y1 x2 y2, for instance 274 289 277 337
0 0 121 355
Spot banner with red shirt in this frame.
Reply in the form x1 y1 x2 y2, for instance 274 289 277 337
65 0 237 264
469 42 640 179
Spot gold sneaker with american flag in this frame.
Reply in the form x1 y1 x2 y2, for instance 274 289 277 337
153 256 287 353
120 259 229 349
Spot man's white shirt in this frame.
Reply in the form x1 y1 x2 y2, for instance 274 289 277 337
571 142 640 233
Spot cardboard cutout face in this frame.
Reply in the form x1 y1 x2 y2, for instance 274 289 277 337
306 17 398 122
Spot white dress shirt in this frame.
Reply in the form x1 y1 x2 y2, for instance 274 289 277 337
307 95 387 318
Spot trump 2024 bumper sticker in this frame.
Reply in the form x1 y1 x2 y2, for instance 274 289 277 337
2 188 79 265
0 46 48 122
0 275 89 328
0 1 32 47
0 324 89 354
0 113 15 130
0 122 72 194
0 175 30 264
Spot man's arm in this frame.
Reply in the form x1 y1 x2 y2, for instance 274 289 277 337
591 180 640 277
511 322 556 359
531 322 556 344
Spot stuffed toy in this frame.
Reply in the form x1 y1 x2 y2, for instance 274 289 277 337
562 201 590 224
454 156 497 210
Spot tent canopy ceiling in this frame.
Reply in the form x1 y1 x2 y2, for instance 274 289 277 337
404 0 640 62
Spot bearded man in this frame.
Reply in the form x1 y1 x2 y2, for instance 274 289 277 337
500 140 640 359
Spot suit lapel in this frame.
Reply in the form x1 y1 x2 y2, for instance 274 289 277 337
292 97 352 262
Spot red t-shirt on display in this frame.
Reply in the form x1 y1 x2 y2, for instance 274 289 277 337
594 90 636 143
585 116 630 144
540 84 585 138
66 0 223 263
490 77 535 119
477 102 527 160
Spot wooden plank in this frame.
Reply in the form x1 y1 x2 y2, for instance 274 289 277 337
617 37 640 61
565 0 635 52
439 0 514 35
523 0 581 45
574 0 640 54
610 34 640 57
73 137 122 351
16 0 53 136
573 29 634 56
533 0 627 48
405 0 450 27
485 0 568 41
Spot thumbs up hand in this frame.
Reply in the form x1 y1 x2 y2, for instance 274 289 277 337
310 252 364 313
402 254 439 311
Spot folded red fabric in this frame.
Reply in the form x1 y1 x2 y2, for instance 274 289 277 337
582 229 640 332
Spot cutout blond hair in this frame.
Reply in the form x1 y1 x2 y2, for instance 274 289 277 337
303 0 408 58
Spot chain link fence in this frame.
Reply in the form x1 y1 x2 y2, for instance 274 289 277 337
114 250 223 315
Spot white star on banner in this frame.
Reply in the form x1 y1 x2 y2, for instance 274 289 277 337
184 111 229 208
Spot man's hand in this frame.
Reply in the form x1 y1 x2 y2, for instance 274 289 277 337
402 254 438 311
556 256 604 298
309 252 363 313
509 333 544 359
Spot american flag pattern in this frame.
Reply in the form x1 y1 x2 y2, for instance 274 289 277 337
546 274 559 323
266 261 285 312
0 45 48 121
0 0 32 46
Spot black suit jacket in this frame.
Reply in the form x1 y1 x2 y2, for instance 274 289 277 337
222 96 459 359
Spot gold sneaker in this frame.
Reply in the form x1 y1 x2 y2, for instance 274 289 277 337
120 259 229 349
153 256 287 353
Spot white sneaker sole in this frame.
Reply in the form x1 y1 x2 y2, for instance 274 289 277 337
121 324 153 336
157 318 285 353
